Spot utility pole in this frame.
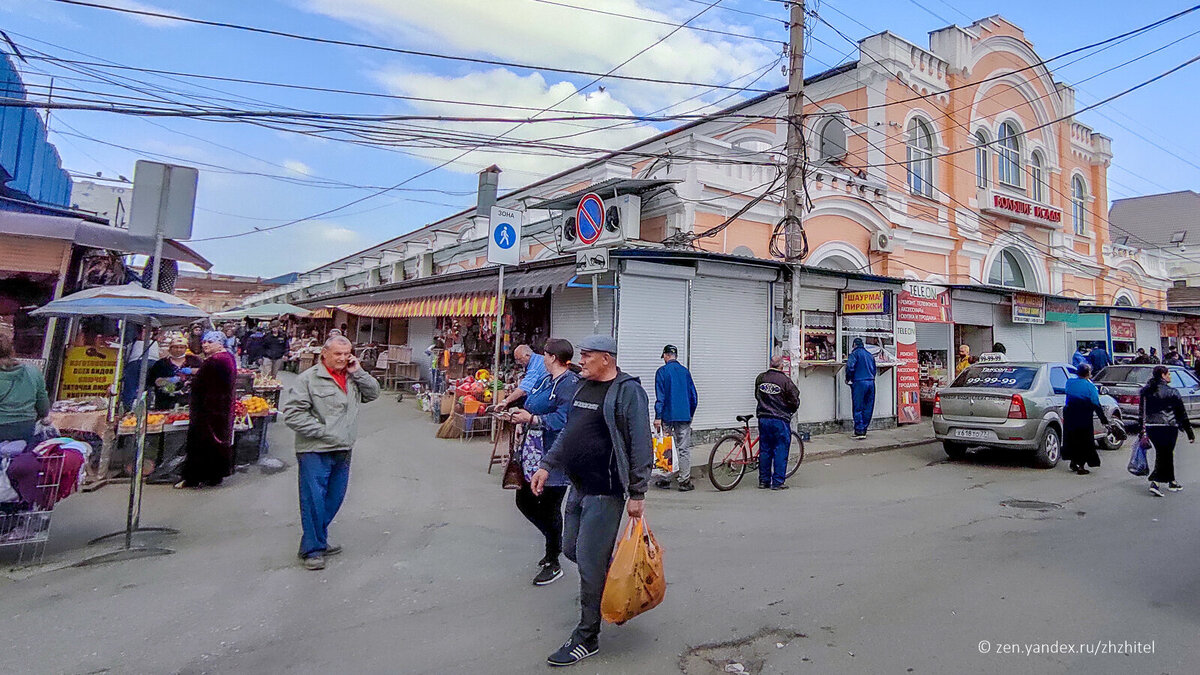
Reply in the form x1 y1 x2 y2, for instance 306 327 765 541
783 1 806 378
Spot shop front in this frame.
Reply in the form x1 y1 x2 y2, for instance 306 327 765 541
896 282 953 420
948 286 1079 367
1078 306 1199 364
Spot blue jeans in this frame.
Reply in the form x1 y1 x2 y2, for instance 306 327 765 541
562 488 626 644
297 450 351 558
757 418 791 488
850 380 876 435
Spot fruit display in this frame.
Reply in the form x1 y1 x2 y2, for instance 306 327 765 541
253 375 282 390
118 412 167 432
165 411 190 424
239 395 271 416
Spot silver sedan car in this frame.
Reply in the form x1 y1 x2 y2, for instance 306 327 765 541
1094 364 1200 424
932 362 1124 468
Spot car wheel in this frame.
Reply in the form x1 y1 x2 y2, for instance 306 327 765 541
942 441 967 460
1033 426 1062 469
1101 414 1124 451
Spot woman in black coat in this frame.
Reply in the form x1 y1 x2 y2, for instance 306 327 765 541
1138 365 1195 497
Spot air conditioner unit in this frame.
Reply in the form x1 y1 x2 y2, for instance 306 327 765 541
870 231 895 253
557 193 641 253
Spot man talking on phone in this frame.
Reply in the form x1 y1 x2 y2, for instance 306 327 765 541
282 335 380 570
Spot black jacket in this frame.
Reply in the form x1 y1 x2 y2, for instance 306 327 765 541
755 368 800 421
540 370 654 500
1138 380 1195 440
262 332 288 360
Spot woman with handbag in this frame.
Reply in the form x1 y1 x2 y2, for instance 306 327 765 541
509 338 580 586
1138 365 1194 497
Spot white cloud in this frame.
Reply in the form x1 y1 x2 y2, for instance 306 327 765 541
282 159 313 176
87 0 183 28
303 0 776 110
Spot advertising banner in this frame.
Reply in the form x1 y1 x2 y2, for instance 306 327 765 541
897 283 951 323
58 346 118 399
840 290 892 315
895 321 920 424
1110 318 1136 340
1011 293 1046 325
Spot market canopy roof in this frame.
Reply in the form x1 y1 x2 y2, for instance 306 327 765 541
0 210 212 269
30 283 208 323
340 292 498 319
214 302 312 320
302 261 576 308
524 178 680 211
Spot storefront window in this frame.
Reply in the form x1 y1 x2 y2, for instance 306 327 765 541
841 314 896 362
0 273 57 360
800 311 837 361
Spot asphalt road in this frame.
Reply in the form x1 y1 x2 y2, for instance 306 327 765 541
3 395 1198 675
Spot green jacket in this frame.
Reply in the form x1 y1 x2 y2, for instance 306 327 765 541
0 364 50 426
281 362 380 454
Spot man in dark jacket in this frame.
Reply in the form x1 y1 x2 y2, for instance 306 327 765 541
653 344 698 492
532 334 653 667
1087 344 1112 373
755 355 801 490
260 323 289 377
242 325 266 369
845 337 877 439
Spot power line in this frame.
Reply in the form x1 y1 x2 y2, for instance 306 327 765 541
525 0 785 44
46 0 777 93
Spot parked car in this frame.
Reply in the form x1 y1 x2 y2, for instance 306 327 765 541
1094 364 1200 425
932 362 1124 468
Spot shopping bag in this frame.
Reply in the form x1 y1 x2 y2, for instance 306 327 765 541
1128 435 1150 476
600 516 666 625
651 430 676 478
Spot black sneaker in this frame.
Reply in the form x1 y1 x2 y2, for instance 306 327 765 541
1149 482 1165 497
771 484 790 491
1168 482 1184 492
533 562 563 586
547 637 598 666
757 482 770 489
536 554 555 568
1074 467 1091 475
654 478 673 489
677 480 695 492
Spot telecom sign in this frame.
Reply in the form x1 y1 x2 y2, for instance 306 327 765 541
487 205 522 266
576 193 605 245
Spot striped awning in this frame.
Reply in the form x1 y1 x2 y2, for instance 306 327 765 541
309 307 334 319
339 292 498 319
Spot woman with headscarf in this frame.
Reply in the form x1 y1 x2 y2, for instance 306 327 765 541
187 323 205 356
148 336 203 410
176 331 237 488
1062 363 1108 475
508 338 580 586
1138 365 1194 497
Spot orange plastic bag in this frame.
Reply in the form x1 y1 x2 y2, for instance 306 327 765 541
600 516 665 625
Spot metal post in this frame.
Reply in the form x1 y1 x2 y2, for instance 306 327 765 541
591 274 600 333
783 1 807 388
492 267 505 410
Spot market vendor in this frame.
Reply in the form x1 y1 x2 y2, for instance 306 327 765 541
149 336 203 410
495 344 547 410
176 331 237 489
0 333 50 443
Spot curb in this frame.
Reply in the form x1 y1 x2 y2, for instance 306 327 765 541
687 436 938 479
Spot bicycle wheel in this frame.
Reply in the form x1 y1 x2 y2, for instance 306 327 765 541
708 434 748 491
784 430 805 479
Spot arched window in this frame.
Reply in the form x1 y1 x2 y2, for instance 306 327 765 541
814 254 861 272
1030 151 1045 202
974 130 990 189
1114 294 1134 307
1071 175 1087 235
997 121 1021 186
818 117 848 162
988 248 1031 289
906 118 934 198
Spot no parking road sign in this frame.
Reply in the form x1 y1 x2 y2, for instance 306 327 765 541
576 193 605 246
487 205 523 266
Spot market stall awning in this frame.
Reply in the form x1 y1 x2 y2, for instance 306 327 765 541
214 302 312 320
340 292 498 319
0 209 212 269
309 307 333 319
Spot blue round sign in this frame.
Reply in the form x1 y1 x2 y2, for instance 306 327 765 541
493 222 516 249
576 193 604 245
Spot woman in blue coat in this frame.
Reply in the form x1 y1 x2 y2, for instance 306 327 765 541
1063 363 1108 475
509 338 581 586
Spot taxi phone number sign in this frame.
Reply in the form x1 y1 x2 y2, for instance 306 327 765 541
840 290 892 315
58 346 118 399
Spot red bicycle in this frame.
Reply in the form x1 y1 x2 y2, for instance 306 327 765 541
707 414 806 491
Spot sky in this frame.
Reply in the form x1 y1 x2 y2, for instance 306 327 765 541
3 0 1199 277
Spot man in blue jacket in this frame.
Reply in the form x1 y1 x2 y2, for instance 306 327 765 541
653 344 698 492
845 337 877 439
1087 343 1112 373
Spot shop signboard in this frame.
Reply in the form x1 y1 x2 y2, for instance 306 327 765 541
58 345 118 399
1162 323 1179 339
1111 318 1136 341
1011 293 1046 325
895 321 920 424
840 290 891 315
1045 297 1080 324
897 283 951 323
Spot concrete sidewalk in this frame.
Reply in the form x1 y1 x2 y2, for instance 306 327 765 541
688 422 937 477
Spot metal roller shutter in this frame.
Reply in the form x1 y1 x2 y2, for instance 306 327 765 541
690 276 771 430
795 286 838 312
1135 320 1160 353
915 322 951 347
550 287 615 353
954 300 996 326
617 274 689 417
1031 322 1069 363
992 306 1034 360
407 317 435 375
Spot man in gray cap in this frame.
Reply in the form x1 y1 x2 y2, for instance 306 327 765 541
532 334 653 667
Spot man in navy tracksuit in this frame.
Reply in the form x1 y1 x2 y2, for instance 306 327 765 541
845 337 877 439
653 344 698 492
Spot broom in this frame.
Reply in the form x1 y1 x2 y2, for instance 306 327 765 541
435 412 461 439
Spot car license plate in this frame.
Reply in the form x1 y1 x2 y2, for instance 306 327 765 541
954 428 991 440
